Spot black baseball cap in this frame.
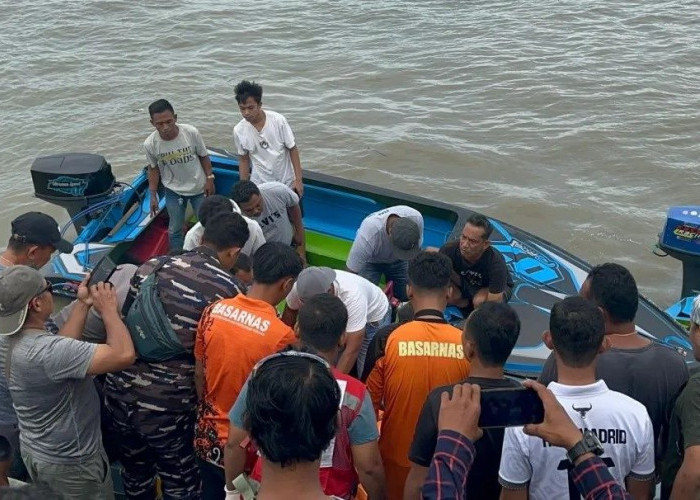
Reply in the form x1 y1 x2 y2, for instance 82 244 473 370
10 212 73 254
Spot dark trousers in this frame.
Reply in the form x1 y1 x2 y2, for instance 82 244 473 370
104 396 200 499
359 260 410 301
197 458 225 500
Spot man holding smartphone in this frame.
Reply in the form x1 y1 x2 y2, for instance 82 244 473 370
405 302 522 500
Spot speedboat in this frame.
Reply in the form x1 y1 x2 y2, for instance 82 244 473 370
31 149 693 376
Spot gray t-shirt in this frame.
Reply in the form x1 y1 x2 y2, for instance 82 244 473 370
0 330 99 464
144 123 208 196
0 262 16 427
346 205 424 271
253 182 299 245
539 341 689 460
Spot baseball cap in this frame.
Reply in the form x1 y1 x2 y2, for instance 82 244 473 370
10 212 73 254
296 267 336 301
0 266 46 336
691 294 700 326
391 218 421 260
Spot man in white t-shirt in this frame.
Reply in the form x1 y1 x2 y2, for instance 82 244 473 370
233 80 304 197
231 180 306 262
144 99 215 252
183 194 265 257
499 296 655 500
346 205 423 301
282 267 391 376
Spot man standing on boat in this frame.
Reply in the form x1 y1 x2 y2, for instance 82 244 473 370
440 213 513 316
233 80 304 198
145 99 216 253
346 205 423 302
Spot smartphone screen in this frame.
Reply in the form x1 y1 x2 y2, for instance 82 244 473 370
478 387 545 428
88 254 118 287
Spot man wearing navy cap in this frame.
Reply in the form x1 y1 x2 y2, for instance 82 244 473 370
0 212 73 271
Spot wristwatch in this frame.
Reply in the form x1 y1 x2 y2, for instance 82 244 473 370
206 174 215 179
566 430 604 463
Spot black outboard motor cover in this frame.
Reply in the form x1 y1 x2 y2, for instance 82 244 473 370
31 153 115 202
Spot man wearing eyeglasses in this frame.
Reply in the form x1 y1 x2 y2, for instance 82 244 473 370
0 266 135 499
0 211 74 486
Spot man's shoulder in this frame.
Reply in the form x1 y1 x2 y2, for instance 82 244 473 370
265 109 287 123
600 341 688 375
260 181 293 195
177 123 199 135
144 129 159 148
439 240 460 258
233 118 250 134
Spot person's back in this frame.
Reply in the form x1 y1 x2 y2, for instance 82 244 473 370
365 252 470 499
195 242 303 498
539 263 689 461
499 297 655 500
406 302 522 500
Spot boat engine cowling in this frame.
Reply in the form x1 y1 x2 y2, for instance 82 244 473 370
659 206 700 299
31 153 116 233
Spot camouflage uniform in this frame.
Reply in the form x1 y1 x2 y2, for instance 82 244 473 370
103 246 241 499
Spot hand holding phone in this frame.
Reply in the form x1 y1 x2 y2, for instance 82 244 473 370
521 379 584 450
437 383 483 442
88 254 118 287
478 386 545 429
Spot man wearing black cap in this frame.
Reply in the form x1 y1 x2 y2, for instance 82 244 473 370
0 212 73 270
0 266 135 499
346 206 423 302
0 211 73 486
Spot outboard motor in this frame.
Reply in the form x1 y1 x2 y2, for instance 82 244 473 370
31 153 116 233
659 206 700 299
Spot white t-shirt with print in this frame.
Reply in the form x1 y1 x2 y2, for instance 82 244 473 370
233 110 296 188
144 123 208 196
183 200 266 256
498 380 655 500
346 205 424 271
286 269 389 333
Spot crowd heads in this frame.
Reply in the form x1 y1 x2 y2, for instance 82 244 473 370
547 296 605 368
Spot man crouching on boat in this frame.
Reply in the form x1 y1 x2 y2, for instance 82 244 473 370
439 213 513 316
0 266 135 499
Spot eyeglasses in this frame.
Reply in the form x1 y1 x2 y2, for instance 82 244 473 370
251 350 330 379
34 282 52 298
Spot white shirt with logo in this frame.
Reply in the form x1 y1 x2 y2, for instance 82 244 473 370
498 380 655 500
346 205 424 271
233 110 296 188
144 123 208 196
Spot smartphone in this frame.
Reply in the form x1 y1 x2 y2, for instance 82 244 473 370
478 387 545 428
88 253 118 287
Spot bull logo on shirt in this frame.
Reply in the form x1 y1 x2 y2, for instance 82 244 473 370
572 403 592 420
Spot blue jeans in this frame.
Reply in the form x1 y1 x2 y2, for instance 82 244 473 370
358 306 392 376
359 260 410 301
164 189 205 253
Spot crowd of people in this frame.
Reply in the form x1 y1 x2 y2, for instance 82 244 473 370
0 80 696 500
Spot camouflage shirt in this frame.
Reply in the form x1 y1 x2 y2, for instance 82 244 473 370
104 246 242 413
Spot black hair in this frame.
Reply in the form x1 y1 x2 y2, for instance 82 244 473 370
198 195 233 227
202 212 250 251
464 302 520 367
549 296 605 368
234 80 263 104
586 263 639 323
7 236 32 252
298 294 348 352
148 99 175 118
466 213 493 239
232 252 252 273
230 180 261 205
408 251 452 291
252 242 303 284
244 350 339 467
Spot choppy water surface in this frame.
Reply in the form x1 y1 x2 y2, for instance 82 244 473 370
1 0 699 307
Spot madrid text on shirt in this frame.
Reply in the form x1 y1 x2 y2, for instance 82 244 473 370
541 428 627 447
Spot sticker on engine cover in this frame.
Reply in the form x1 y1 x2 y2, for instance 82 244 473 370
47 176 89 196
